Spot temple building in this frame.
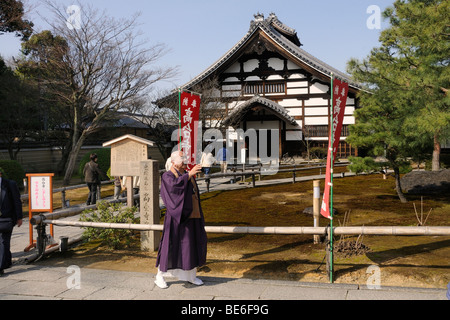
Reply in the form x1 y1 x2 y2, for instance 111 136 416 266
161 13 362 161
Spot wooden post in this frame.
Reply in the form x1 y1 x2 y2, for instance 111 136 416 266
126 176 133 208
326 226 333 279
313 180 320 244
139 160 160 251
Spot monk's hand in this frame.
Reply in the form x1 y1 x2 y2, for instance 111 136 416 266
189 164 202 178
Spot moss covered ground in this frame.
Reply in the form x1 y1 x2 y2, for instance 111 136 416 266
36 173 450 288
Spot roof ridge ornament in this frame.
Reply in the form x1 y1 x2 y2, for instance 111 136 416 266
254 12 264 22
250 12 265 30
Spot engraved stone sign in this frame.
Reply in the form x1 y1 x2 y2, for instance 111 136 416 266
140 160 160 251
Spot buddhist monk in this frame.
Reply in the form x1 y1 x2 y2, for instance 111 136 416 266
155 151 207 289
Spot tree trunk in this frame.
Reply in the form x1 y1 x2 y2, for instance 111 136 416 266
394 166 408 203
62 133 86 186
56 140 72 175
432 134 441 171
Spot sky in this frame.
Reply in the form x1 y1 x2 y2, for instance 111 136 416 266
0 0 395 91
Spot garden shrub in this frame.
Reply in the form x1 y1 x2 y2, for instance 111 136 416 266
348 156 380 174
309 147 328 159
0 160 25 189
80 201 138 249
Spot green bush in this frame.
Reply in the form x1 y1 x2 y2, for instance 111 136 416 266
398 161 413 174
310 147 328 159
349 156 412 175
348 156 382 174
78 148 111 179
80 201 138 250
0 160 25 189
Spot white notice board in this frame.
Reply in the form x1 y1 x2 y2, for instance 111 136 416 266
30 175 52 211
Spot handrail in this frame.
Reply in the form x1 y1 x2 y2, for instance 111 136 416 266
30 217 450 236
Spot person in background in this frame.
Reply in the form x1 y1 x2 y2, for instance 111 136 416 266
216 145 228 173
83 153 105 205
113 176 123 200
200 149 216 183
0 168 23 276
122 176 140 207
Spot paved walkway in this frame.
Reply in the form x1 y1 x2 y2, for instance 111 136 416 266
4 171 449 301
0 264 447 300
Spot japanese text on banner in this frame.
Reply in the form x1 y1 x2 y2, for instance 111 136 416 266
320 79 349 219
180 91 201 170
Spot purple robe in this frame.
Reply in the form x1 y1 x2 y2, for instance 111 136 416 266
156 170 207 272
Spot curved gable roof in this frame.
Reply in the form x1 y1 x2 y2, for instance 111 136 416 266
223 95 298 127
179 13 361 92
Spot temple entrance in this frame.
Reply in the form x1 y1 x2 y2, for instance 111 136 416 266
223 95 302 164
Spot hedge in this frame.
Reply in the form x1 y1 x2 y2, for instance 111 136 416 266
78 148 111 179
0 160 26 190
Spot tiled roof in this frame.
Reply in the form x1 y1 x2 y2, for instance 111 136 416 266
223 95 298 127
179 13 361 92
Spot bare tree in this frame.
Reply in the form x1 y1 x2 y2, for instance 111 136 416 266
37 1 177 185
301 125 314 161
191 77 228 129
127 90 179 162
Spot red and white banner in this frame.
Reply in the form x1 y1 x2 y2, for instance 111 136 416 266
179 91 201 170
320 78 349 219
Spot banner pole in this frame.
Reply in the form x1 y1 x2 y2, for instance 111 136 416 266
330 74 334 284
178 88 182 151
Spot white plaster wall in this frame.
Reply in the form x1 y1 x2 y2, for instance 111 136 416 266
286 60 298 70
266 75 284 80
222 84 242 91
287 88 308 94
304 117 328 126
304 98 328 106
224 62 240 73
305 107 329 116
287 81 308 88
279 99 301 107
286 108 302 116
286 131 302 141
289 73 306 79
268 58 284 70
310 82 329 94
243 59 259 72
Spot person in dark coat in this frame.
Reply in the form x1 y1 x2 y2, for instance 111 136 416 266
83 153 105 205
155 151 207 288
0 168 23 276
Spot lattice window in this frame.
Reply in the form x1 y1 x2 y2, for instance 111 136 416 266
244 82 285 95
305 125 350 137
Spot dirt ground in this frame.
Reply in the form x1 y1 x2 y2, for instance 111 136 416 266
37 232 450 289
36 174 450 289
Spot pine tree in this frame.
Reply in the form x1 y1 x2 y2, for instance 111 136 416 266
381 0 450 171
347 0 449 202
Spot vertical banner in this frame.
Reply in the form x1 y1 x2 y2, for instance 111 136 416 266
320 78 349 219
179 90 201 170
